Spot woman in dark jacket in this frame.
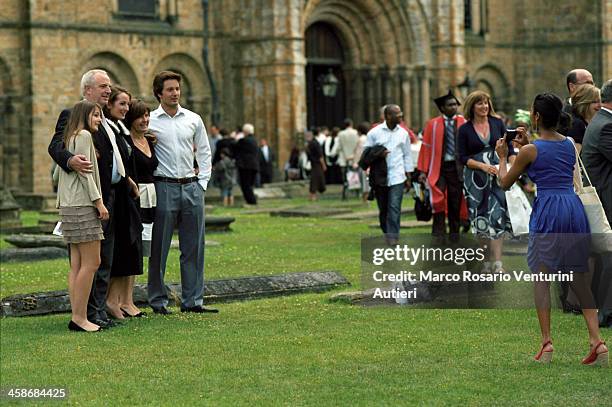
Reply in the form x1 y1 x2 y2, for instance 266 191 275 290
103 86 143 320
457 90 516 273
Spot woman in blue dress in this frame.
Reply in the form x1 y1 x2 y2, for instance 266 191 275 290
496 93 607 366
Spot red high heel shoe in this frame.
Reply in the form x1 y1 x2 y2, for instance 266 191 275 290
581 341 608 367
534 340 553 363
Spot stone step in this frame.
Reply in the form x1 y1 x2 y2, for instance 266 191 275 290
0 271 351 317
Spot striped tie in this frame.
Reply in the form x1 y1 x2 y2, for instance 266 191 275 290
445 118 455 159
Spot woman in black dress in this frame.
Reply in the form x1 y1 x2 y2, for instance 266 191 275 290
103 86 143 320
120 99 158 318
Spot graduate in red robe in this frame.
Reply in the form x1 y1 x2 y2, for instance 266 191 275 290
417 90 468 244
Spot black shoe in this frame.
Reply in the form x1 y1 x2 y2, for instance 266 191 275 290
91 318 119 328
180 305 219 314
68 320 101 332
152 306 172 315
121 308 147 318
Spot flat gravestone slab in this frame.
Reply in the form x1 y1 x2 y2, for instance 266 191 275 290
254 187 287 199
368 220 432 229
331 208 415 220
0 247 68 263
0 271 350 317
1 225 55 234
171 239 221 249
271 206 352 218
242 206 293 215
4 234 66 248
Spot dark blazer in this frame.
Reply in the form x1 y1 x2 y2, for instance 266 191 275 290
359 145 388 188
234 134 260 171
49 108 116 205
457 116 515 165
212 137 236 165
582 108 612 221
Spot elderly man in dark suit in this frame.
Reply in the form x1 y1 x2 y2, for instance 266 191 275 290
48 69 131 329
582 78 612 328
234 123 260 204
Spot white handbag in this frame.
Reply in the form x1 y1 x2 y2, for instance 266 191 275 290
572 139 612 253
505 183 532 235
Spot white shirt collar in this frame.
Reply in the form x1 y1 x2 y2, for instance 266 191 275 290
382 121 400 132
153 104 184 118
601 106 612 115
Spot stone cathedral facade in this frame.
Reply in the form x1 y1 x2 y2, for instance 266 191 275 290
1 0 610 193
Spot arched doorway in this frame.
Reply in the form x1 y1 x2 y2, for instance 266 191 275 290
305 22 346 129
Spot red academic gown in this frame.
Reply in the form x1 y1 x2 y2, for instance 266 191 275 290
417 115 468 219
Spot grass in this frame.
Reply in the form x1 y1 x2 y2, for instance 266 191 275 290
1 199 610 406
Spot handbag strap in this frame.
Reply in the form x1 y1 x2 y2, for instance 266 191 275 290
569 137 593 190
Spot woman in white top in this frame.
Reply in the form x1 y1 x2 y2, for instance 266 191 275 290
57 101 109 332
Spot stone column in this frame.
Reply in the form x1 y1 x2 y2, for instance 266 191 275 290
419 67 431 129
397 67 413 128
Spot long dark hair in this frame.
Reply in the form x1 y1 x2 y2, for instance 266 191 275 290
63 101 101 146
532 93 572 130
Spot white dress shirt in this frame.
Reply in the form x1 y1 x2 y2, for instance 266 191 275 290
149 105 212 190
365 121 414 186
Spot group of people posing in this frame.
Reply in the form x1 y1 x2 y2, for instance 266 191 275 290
51 69 217 334
356 69 609 366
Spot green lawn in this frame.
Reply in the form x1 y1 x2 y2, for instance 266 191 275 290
0 199 609 406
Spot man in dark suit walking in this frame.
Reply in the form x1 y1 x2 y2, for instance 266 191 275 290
582 78 612 328
234 123 260 204
48 69 128 328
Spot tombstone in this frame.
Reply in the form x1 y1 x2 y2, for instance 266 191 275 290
0 184 21 228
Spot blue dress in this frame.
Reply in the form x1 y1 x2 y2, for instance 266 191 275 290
527 138 590 273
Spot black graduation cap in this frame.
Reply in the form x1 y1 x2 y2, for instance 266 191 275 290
434 89 460 110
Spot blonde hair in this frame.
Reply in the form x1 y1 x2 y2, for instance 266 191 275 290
462 90 497 121
572 84 600 122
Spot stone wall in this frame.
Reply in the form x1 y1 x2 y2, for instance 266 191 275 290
0 0 609 193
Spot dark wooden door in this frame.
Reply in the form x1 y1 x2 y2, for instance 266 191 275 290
305 23 346 130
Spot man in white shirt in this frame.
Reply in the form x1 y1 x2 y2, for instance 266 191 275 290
148 70 216 314
365 105 414 244
337 118 359 199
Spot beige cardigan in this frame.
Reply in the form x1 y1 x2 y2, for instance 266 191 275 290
56 130 102 208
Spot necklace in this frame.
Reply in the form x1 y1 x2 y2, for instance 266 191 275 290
131 135 150 153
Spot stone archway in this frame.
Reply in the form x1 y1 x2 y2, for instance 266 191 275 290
81 52 140 97
473 64 512 114
303 0 432 127
152 54 210 119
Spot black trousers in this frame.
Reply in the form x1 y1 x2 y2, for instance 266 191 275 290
432 161 462 239
238 168 258 204
87 188 116 321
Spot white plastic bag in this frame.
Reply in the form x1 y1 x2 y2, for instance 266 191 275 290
505 183 532 235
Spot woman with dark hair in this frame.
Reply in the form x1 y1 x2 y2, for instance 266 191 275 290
57 101 109 332
457 90 515 273
496 93 607 366
103 86 143 320
120 99 158 317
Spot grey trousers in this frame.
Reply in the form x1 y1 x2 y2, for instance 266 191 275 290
148 181 205 308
